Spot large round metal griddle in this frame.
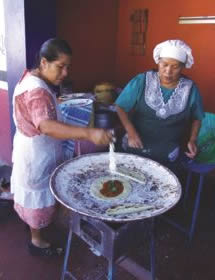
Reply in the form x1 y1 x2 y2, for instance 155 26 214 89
50 153 181 222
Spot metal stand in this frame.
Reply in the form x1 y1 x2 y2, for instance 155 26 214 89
61 212 155 280
160 171 205 243
61 228 74 280
150 218 155 280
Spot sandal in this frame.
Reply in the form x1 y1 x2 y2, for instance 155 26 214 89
28 242 64 257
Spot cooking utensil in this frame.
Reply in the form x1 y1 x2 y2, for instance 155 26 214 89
50 153 181 222
110 169 147 185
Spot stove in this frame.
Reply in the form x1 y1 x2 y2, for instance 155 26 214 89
62 211 155 280
50 152 181 280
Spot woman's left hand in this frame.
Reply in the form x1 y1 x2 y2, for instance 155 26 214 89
185 140 197 158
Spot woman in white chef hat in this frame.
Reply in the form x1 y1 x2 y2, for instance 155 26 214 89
115 39 204 170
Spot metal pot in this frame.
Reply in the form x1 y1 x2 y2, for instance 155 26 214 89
94 109 116 129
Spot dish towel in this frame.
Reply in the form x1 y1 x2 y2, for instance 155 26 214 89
59 102 93 160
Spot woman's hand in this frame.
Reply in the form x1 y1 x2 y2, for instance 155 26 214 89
185 140 197 158
116 105 143 149
87 128 112 145
185 120 201 158
128 131 143 149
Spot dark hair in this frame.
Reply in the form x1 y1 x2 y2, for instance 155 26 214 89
33 38 72 68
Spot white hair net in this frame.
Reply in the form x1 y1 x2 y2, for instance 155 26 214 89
153 40 194 68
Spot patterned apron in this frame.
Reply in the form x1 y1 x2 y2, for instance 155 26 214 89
11 75 62 209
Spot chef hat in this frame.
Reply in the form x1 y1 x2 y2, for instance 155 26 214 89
153 39 194 68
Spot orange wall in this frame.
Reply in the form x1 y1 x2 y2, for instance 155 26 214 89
57 0 215 111
56 0 119 92
116 0 215 112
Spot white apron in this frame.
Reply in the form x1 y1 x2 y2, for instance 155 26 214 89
10 74 62 209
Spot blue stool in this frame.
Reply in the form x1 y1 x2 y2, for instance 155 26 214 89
182 160 215 241
161 112 215 242
161 159 215 242
181 112 215 241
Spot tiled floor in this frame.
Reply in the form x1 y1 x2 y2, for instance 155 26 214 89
1 175 215 280
0 207 140 280
0 210 63 280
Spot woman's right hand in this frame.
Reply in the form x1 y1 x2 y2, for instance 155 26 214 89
128 131 143 149
87 128 113 145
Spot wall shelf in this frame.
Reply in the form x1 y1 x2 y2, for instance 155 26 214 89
130 9 148 56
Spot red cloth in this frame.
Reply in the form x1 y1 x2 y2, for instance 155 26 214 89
14 203 56 229
15 88 57 137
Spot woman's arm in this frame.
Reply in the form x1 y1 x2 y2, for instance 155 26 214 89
185 119 201 158
39 119 112 145
114 73 146 149
116 105 143 148
185 83 204 158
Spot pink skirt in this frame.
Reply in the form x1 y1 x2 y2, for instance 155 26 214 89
14 203 56 229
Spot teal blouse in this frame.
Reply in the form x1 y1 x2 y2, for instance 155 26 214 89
115 72 204 120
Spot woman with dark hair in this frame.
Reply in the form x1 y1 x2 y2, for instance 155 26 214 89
115 39 204 171
10 38 112 256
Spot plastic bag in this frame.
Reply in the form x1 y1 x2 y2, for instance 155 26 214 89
195 113 215 164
